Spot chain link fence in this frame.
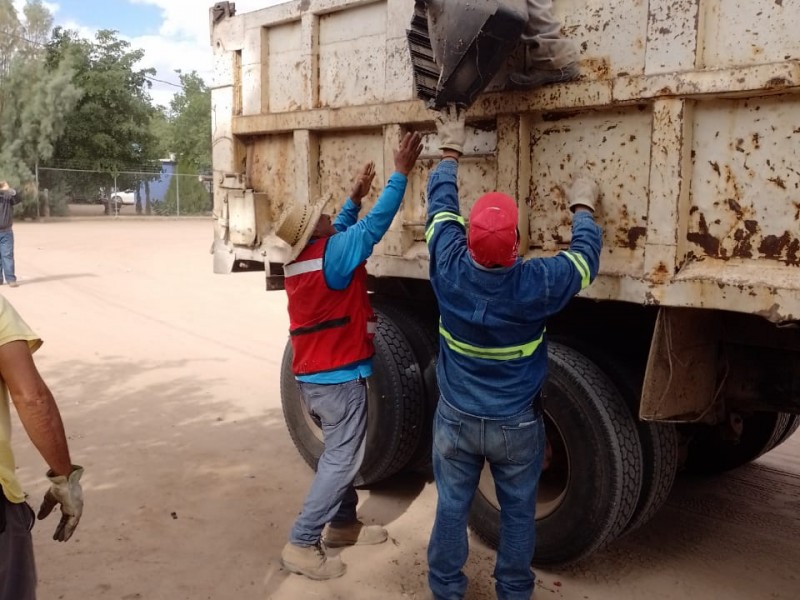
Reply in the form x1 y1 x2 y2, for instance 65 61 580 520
33 162 212 218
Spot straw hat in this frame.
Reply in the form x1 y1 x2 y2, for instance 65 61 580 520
274 195 330 263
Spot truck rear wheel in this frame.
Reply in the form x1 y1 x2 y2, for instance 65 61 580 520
774 414 800 448
550 336 678 535
683 411 790 475
371 298 439 473
280 308 425 486
468 342 642 567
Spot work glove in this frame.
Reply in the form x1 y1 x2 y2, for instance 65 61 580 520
566 173 600 213
38 465 84 542
435 104 466 154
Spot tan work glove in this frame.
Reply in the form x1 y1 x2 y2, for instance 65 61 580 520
38 465 84 541
435 104 466 154
566 174 600 213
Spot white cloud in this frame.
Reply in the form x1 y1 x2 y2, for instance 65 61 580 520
127 0 287 107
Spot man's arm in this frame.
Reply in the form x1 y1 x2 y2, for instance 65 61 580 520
535 176 603 315
333 161 376 232
0 341 72 476
324 133 422 289
425 106 468 261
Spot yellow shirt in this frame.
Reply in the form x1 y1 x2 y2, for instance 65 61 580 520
0 295 42 503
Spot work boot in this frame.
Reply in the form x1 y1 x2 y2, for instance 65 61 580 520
323 520 388 548
280 541 346 580
508 63 580 91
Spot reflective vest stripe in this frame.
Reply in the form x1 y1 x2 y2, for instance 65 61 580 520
426 212 465 245
560 251 590 290
438 320 544 360
284 258 323 278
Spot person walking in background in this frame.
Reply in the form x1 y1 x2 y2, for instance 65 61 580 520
509 0 580 90
275 131 423 581
0 295 85 600
0 181 21 287
424 105 602 600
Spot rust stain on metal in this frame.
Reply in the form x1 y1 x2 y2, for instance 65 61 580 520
758 231 800 265
687 213 721 256
767 175 786 189
709 161 720 175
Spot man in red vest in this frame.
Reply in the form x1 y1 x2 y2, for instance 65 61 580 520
275 131 422 580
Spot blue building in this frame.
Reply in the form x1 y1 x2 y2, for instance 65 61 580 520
137 159 176 204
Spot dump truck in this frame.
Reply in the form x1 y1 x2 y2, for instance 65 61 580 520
208 0 800 566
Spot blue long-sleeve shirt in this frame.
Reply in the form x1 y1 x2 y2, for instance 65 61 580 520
296 172 408 384
425 159 603 417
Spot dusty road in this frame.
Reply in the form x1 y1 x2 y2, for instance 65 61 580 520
5 217 800 600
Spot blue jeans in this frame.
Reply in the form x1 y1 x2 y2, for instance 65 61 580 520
289 378 367 546
0 230 15 284
428 398 545 600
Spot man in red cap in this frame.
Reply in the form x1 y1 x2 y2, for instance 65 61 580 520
424 106 603 600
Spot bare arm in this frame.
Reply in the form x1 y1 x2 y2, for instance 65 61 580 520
0 340 72 476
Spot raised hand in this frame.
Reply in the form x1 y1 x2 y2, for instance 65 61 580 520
394 131 424 176
349 161 376 206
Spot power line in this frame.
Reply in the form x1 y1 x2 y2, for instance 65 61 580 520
145 75 184 89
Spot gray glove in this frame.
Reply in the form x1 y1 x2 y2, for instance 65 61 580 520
435 104 466 154
566 174 600 213
38 465 84 541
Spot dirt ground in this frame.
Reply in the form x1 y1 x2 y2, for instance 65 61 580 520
5 216 800 600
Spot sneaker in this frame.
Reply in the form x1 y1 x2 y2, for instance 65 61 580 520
8 281 18 288
280 541 346 580
508 63 580 91
323 520 388 548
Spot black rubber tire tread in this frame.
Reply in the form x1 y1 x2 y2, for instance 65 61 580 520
468 342 643 567
279 308 425 486
773 414 800 449
551 336 678 535
683 411 790 475
371 298 439 473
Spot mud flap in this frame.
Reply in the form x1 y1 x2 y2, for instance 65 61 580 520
407 0 526 109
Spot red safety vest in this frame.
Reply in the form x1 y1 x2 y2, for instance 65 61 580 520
285 238 376 375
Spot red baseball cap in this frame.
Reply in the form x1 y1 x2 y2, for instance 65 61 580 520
467 192 519 268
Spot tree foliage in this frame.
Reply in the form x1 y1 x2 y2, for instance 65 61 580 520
0 0 80 210
43 28 161 200
169 71 211 173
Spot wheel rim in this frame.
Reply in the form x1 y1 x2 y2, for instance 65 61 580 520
477 411 571 520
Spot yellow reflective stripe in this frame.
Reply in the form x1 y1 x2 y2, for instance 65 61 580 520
425 212 465 245
438 321 544 361
561 251 590 290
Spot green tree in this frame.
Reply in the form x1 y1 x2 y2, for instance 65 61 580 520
169 71 211 173
43 28 161 210
0 0 81 217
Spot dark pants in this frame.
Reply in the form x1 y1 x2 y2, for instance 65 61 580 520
0 495 37 600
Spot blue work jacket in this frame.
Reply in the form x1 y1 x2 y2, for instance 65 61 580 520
425 159 603 417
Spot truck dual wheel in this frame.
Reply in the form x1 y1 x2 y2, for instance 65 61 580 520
370 299 439 473
550 336 679 535
774 414 800 448
279 308 425 486
682 411 791 475
468 342 643 567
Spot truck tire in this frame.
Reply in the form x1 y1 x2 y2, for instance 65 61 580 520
280 308 425 486
468 342 643 567
683 411 790 475
773 414 800 448
550 336 678 535
371 298 439 473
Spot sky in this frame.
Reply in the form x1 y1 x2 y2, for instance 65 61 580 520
14 0 287 108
